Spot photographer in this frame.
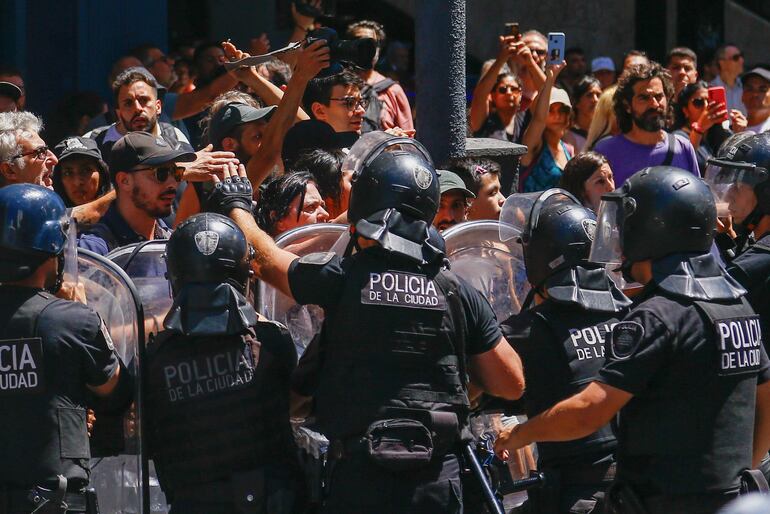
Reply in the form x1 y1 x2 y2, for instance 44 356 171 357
347 20 414 132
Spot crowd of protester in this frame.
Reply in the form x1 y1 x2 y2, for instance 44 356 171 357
1 6 768 256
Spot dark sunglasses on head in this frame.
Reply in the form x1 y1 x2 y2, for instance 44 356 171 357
497 85 521 94
133 165 185 183
691 98 707 108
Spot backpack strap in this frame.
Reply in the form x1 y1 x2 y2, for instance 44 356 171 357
662 132 676 166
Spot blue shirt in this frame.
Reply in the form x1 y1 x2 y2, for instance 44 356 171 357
78 203 171 256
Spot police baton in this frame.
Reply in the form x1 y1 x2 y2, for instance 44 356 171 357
462 442 505 514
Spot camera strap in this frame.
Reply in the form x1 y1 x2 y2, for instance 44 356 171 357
224 41 305 71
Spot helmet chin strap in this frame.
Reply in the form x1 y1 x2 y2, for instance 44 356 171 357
46 252 65 294
619 259 635 284
734 207 765 250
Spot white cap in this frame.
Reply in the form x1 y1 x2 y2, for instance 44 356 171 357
549 87 572 108
591 57 616 73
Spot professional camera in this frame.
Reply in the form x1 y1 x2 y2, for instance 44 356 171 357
306 27 376 70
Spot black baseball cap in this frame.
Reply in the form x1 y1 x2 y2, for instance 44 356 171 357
54 136 102 162
282 119 359 164
0 82 22 101
209 102 277 147
109 131 196 176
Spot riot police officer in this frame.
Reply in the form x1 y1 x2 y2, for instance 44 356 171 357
498 188 631 513
705 132 770 346
0 184 133 513
144 212 305 514
495 166 770 514
208 133 525 514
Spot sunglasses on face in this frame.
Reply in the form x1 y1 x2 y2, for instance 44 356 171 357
691 98 707 108
9 145 50 161
497 85 521 94
329 96 370 110
133 165 185 183
723 53 743 62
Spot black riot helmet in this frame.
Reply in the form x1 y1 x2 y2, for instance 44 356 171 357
592 166 716 266
705 131 770 229
344 132 440 263
165 212 253 294
522 192 597 288
500 188 631 312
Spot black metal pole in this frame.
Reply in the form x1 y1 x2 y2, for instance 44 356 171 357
415 0 466 165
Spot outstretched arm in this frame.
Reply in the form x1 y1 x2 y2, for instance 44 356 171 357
520 62 564 167
469 36 519 133
244 39 330 189
494 381 632 458
210 163 299 300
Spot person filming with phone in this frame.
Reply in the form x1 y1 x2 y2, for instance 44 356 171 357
671 81 746 171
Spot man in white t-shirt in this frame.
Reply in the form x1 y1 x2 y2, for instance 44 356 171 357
743 67 770 134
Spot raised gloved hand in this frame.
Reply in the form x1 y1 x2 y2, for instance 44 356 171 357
208 163 254 215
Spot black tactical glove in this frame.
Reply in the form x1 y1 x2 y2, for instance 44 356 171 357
207 175 254 215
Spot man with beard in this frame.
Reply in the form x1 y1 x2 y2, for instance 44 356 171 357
594 62 699 185
86 67 194 163
78 131 196 255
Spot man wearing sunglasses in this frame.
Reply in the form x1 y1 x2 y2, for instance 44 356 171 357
78 131 196 256
0 111 58 189
710 44 747 115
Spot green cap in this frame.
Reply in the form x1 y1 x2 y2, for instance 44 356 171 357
437 170 475 198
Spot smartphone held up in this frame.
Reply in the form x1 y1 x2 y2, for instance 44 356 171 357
547 32 565 66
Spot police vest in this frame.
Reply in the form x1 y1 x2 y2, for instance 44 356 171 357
617 294 761 494
0 289 91 487
145 325 297 493
313 252 470 445
527 302 619 467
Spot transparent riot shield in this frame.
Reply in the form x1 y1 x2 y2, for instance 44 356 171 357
443 222 536 510
77 249 151 514
107 241 173 339
443 220 530 322
105 242 172 513
257 224 348 357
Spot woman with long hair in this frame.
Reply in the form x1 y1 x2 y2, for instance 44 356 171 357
584 85 619 151
564 76 602 152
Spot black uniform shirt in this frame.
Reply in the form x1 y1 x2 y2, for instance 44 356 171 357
501 301 619 468
597 286 770 495
727 233 770 350
288 250 502 356
0 286 119 487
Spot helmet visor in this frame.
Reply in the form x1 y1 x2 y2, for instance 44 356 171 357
499 189 580 243
342 131 433 180
704 159 766 217
589 196 624 265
